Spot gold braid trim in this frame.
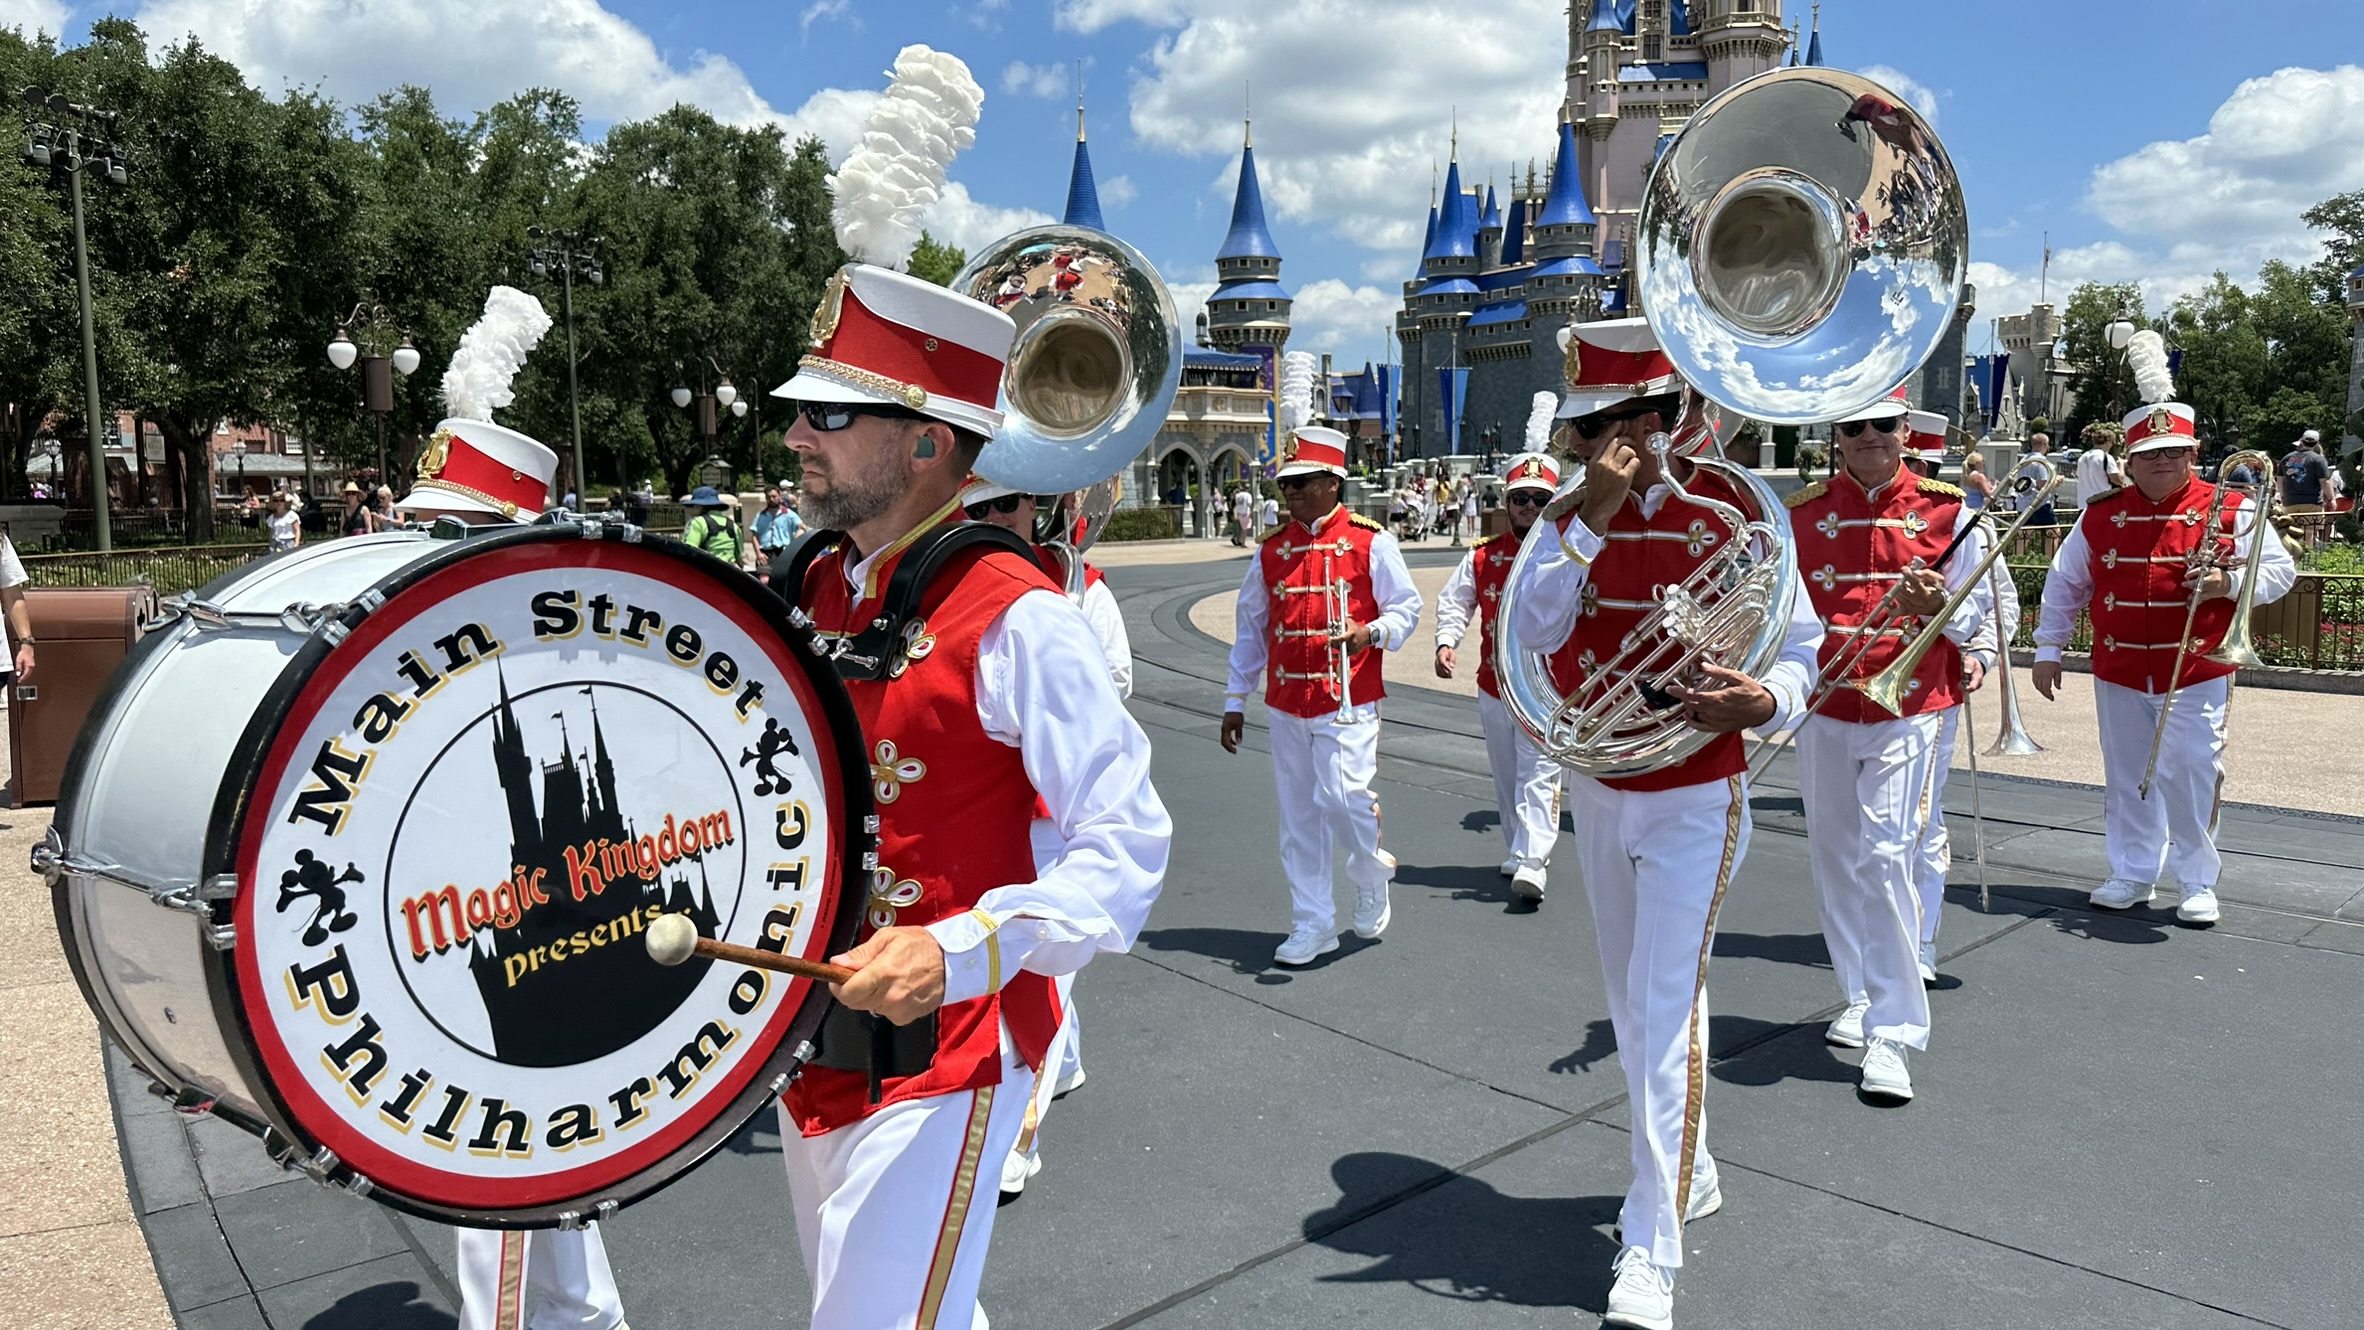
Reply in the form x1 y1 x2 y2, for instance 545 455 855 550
797 355 930 410
410 477 526 519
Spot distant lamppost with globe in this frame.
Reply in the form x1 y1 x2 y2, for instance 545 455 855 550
326 306 421 486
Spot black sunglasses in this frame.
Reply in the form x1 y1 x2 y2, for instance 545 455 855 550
1505 490 1548 507
1571 404 1656 441
782 399 926 432
1278 474 1326 490
964 494 1030 518
1838 416 1904 438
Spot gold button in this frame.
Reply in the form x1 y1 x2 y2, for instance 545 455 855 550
511 470 523 481
924 337 940 352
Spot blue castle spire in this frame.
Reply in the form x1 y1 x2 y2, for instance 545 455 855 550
1806 2 1825 66
1537 119 1595 229
1479 185 1502 232
1062 96 1103 230
1217 122 1281 261
1424 155 1477 262
1501 187 1528 266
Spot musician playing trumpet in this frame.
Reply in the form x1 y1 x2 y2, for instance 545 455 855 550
1222 422 1422 968
2030 349 2294 925
1788 387 1994 1106
1510 319 1820 1330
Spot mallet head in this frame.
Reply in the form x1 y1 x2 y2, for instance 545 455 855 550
645 913 699 967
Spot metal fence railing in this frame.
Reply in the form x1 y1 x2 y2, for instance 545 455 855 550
21 543 272 597
2006 564 2364 672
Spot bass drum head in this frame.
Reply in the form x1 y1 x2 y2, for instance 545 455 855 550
202 526 870 1225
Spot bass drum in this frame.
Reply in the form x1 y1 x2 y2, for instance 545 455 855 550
44 523 871 1226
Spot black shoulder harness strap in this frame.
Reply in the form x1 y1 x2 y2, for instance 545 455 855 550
781 521 1037 683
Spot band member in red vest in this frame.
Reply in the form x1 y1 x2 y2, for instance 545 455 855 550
2031 358 2293 924
1897 414 2018 985
1511 318 1820 1330
956 476 1124 1198
1435 438 1564 903
1219 423 1423 968
772 258 1172 1328
1788 386 1993 1104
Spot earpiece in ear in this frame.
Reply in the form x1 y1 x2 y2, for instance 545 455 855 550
914 434 937 459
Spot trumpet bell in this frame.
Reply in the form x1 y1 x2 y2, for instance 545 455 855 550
1638 68 1969 425
954 223 1183 496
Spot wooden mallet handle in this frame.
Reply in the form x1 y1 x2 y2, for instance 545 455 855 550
646 913 857 985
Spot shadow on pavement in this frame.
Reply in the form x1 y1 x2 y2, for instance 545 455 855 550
302 1281 455 1330
1302 1151 1622 1308
1704 1016 1859 1088
1548 1018 1619 1075
1712 930 1833 969
2048 907 2182 945
1395 860 1528 911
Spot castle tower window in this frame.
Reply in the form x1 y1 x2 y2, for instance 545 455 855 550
1643 33 1663 59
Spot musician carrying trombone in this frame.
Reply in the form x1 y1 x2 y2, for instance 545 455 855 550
1788 385 1995 1107
2030 332 2295 925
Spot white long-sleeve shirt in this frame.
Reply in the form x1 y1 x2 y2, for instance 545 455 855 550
1223 512 1424 717
828 545 1171 1008
1076 576 1134 699
2034 490 2298 662
1509 485 1825 736
1433 548 1480 650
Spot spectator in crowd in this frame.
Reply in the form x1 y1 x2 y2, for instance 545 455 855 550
339 482 372 537
1 528 33 685
752 485 803 558
373 486 396 530
2075 425 2125 506
2282 430 2329 514
1232 483 1256 547
1259 489 1279 531
1459 482 1480 543
681 485 747 567
2022 433 2058 525
265 492 302 552
1963 452 1994 511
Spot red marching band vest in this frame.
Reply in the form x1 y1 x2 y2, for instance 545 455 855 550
1468 532 1519 700
1788 471 1966 724
785 528 1064 1136
2082 480 2244 694
1543 470 1751 793
1258 506 1388 719
1031 544 1107 592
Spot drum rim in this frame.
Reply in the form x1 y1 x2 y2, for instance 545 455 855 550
195 525 873 1225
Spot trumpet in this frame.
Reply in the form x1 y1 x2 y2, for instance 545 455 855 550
2137 448 2274 798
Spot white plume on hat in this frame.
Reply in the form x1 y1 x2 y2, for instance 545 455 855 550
1523 392 1558 449
828 46 985 271
2127 328 2175 407
442 286 553 421
1277 350 1319 434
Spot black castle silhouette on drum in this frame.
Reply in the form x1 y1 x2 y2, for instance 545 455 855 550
466 676 722 1066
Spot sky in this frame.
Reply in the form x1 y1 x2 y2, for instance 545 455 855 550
9 0 2364 368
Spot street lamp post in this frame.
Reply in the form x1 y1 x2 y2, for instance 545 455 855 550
231 439 247 499
2105 300 2138 422
527 228 602 507
21 85 129 551
327 305 420 487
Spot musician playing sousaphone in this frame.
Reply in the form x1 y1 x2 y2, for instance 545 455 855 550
2032 331 2294 925
1509 317 1820 1327
1787 386 1993 1104
767 47 1170 1327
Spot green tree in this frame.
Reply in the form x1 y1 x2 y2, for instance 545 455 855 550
2300 189 2364 301
2167 273 2266 444
2243 258 2348 453
906 231 966 287
2059 281 2145 445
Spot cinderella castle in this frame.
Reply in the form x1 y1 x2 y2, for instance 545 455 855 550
1395 0 1816 459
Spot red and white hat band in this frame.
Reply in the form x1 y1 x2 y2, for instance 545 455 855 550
2123 402 2197 452
1569 342 1674 394
1503 453 1560 491
806 283 1002 411
415 422 552 518
1280 432 1348 474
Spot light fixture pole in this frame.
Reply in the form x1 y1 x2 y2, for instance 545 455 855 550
528 227 602 506
22 85 129 551
327 305 420 487
2105 299 2138 423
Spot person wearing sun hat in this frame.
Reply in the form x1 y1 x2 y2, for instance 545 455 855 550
1434 395 1567 905
2032 330 2294 929
1220 351 1423 969
763 46 1169 1330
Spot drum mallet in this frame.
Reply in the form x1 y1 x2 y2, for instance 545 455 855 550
645 913 856 985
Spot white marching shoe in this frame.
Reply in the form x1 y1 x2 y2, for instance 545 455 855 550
1274 925 1339 967
999 1147 1042 1197
1352 883 1392 939
1604 1245 1676 1330
1499 856 1518 878
1053 1067 1087 1098
1859 1037 1914 1103
2089 878 2156 910
1511 865 1547 904
2177 886 2221 925
1917 941 1938 987
1825 997 1870 1049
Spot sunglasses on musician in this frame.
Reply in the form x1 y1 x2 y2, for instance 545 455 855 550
781 399 927 432
1570 405 1657 441
1838 416 1905 438
1505 490 1549 508
1279 474 1330 490
963 494 1033 518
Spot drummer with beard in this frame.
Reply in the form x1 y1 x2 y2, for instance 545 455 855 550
397 420 631 1330
1509 319 1820 1330
772 261 1171 1328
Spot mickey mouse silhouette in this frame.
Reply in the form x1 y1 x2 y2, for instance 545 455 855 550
274 849 362 946
739 716 800 797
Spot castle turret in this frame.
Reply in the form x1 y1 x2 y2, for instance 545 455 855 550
1062 96 1104 230
1476 184 1505 272
1698 0 1789 95
1206 119 1291 355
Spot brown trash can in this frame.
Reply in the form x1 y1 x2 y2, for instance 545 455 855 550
9 586 155 808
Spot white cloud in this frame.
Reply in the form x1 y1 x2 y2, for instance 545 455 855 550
1289 278 1401 363
0 0 68 36
1858 64 1938 126
798 0 852 40
1054 0 1187 33
778 86 880 162
1001 61 1068 99
1125 1 1563 272
1100 174 1138 209
919 181 1056 258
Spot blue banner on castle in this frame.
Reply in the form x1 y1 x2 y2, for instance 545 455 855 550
1970 354 2010 432
1440 367 1469 453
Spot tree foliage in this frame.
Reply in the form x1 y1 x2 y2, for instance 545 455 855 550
906 231 966 287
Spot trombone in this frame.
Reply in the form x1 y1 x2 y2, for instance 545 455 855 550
1983 454 2054 756
1322 548 1354 723
2137 448 2275 799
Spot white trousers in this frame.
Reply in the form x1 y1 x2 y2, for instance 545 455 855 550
1268 708 1396 933
1568 772 1747 1269
1010 972 1080 1169
454 1226 622 1330
1477 691 1563 872
1909 706 1962 948
2095 675 2228 889
781 1046 1037 1330
1798 713 1937 1050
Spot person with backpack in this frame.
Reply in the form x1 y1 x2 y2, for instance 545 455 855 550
682 485 747 567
